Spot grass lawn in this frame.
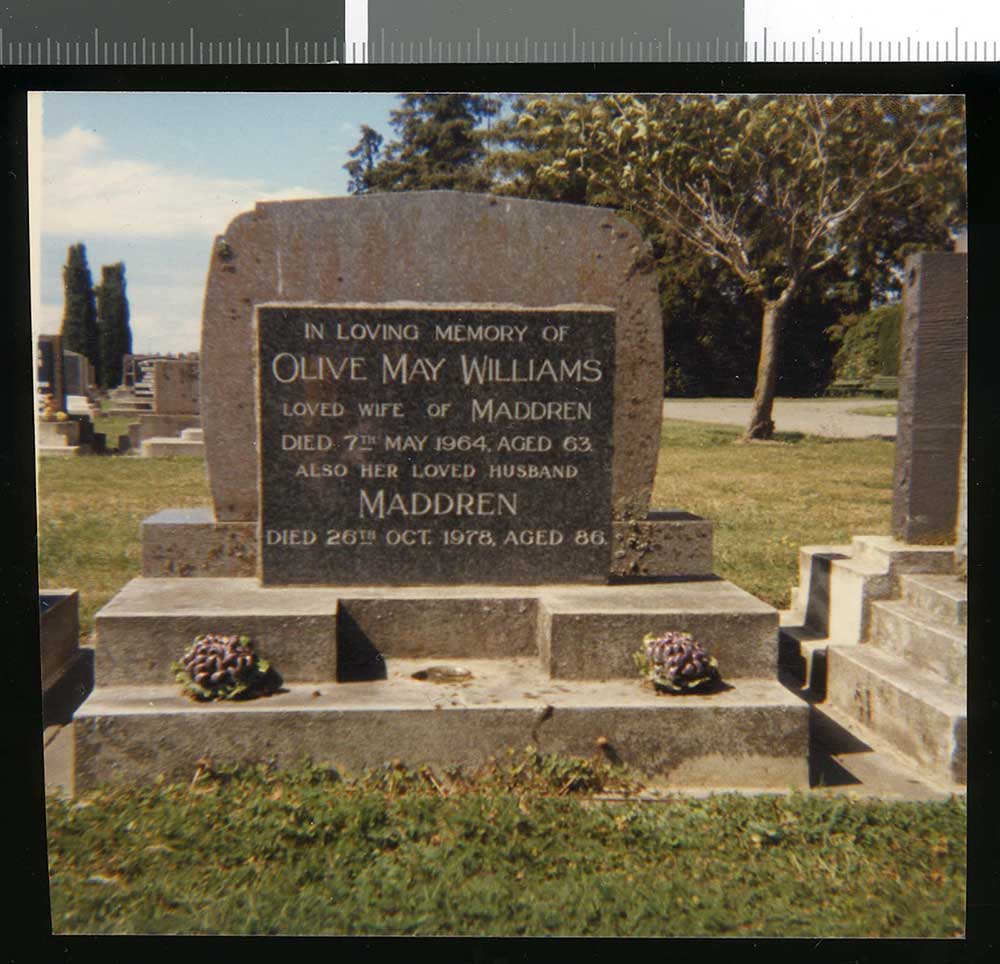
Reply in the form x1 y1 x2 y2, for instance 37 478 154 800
846 403 898 418
46 757 966 937
92 411 139 448
36 454 210 633
652 420 894 608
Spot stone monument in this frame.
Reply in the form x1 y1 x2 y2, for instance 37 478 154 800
783 250 967 787
35 336 104 456
115 358 203 453
72 193 808 792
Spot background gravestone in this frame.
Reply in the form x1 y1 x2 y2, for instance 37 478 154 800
62 351 89 397
37 334 64 411
201 193 663 527
892 251 968 544
152 360 200 415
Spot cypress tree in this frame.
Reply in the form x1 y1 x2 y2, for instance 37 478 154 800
60 243 98 373
356 94 500 193
344 125 384 195
96 262 132 389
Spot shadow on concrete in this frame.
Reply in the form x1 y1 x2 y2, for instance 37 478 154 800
336 610 389 682
42 648 94 727
808 705 877 790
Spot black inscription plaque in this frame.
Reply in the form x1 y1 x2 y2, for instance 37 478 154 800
256 304 616 586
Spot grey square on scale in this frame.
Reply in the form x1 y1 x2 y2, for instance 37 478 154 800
256 303 616 586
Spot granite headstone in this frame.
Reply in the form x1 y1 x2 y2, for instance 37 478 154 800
892 252 968 544
37 334 64 410
201 193 663 525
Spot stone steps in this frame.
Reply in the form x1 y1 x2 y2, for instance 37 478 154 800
900 572 967 626
787 537 958 639
825 644 966 786
72 666 809 793
180 427 204 442
780 534 966 787
867 599 966 688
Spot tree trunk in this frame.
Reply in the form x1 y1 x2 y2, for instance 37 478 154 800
744 298 786 440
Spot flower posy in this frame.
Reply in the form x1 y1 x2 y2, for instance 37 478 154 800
634 631 720 694
172 634 272 702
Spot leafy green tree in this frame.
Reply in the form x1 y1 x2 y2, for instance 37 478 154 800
60 243 98 373
828 303 903 383
486 94 594 204
344 124 384 195
354 94 501 193
514 94 965 437
95 262 132 389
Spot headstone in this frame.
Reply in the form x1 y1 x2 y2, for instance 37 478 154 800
122 354 139 388
62 350 87 397
36 334 64 412
892 252 968 544
202 192 663 525
152 359 200 415
256 303 615 585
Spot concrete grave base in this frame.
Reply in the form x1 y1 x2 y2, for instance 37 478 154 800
141 437 206 457
73 663 808 793
73 574 809 792
40 590 82 693
127 414 201 450
37 414 104 456
37 419 81 448
142 509 257 577
38 445 83 458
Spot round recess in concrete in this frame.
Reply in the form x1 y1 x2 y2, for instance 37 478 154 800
411 665 474 683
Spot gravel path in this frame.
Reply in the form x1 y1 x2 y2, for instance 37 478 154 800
662 398 897 439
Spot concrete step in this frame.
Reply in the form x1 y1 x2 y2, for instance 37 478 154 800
72 666 809 793
850 535 956 576
540 579 778 680
789 544 852 630
180 427 204 442
825 644 966 785
868 599 966 688
141 437 205 457
777 623 828 696
95 578 342 686
94 577 779 688
899 573 967 626
824 555 895 646
810 701 964 800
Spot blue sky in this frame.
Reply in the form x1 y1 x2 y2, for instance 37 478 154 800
37 92 397 353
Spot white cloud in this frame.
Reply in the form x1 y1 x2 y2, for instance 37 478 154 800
42 126 328 239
